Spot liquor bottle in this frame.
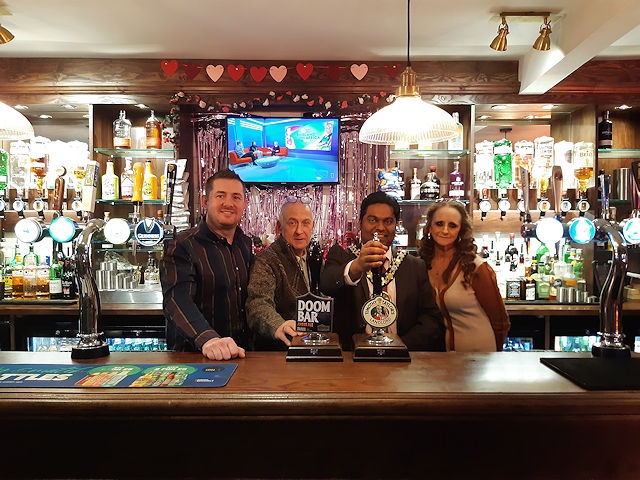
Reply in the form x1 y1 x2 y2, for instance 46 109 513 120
474 140 495 191
2 245 11 299
416 214 428 243
132 162 145 203
447 112 464 150
142 160 158 200
10 245 23 299
448 161 465 200
145 110 162 149
35 257 50 299
61 257 76 300
598 110 613 149
0 148 8 198
410 168 421 200
120 157 134 200
420 170 439 200
113 110 132 149
22 244 39 299
513 140 533 190
504 233 519 268
101 159 119 200
49 243 65 300
394 215 409 249
493 137 513 190
394 161 404 189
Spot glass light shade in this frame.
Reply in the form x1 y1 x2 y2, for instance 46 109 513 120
0 24 13 44
359 66 458 146
0 101 34 140
536 217 564 246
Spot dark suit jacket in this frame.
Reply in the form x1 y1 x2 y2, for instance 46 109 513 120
319 244 445 351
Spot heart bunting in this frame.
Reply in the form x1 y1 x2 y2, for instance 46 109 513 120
161 59 179 77
227 64 246 82
250 66 267 82
269 65 287 82
182 63 202 80
296 63 314 80
350 63 368 80
326 65 342 81
206 64 224 82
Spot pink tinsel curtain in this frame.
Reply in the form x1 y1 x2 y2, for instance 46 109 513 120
191 114 387 245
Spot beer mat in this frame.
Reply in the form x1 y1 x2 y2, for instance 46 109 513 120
0 299 77 305
540 357 640 390
0 363 237 388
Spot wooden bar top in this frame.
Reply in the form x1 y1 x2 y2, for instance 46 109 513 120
0 350 638 479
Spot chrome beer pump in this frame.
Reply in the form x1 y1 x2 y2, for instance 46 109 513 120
70 160 178 359
591 172 631 358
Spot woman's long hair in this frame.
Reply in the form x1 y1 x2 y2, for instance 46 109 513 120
418 200 478 287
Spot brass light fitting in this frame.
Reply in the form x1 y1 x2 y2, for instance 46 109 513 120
490 11 553 52
0 23 13 44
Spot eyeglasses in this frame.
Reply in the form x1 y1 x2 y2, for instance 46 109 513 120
285 195 312 205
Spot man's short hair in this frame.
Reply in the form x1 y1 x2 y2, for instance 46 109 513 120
205 169 245 196
359 191 400 222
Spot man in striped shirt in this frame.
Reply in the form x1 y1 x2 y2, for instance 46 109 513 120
161 169 254 360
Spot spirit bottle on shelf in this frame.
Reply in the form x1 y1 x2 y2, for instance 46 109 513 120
420 169 440 200
573 141 595 198
10 244 24 299
132 162 145 203
101 159 119 200
120 157 134 200
145 110 162 149
35 257 50 299
113 110 132 149
394 214 409 249
49 243 65 300
493 136 513 190
410 168 421 200
22 244 39 299
448 161 465 200
142 160 158 200
532 136 554 198
598 110 613 149
447 112 464 150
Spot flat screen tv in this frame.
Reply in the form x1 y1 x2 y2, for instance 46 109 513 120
227 116 340 185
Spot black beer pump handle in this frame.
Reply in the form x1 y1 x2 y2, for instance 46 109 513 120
371 232 383 296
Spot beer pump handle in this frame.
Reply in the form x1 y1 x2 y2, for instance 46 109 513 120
81 161 99 215
371 232 383 296
52 167 67 213
552 165 563 219
521 167 531 218
164 162 177 225
631 160 640 212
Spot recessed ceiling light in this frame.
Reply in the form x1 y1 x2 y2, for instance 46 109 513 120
491 104 507 110
617 104 632 110
541 104 555 110
135 103 149 109
478 115 491 120
13 104 28 110
62 104 77 110
524 115 536 119
39 114 52 119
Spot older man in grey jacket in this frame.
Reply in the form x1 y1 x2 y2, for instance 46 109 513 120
246 196 315 350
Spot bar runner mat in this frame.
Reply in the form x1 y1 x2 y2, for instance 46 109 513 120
540 357 640 390
0 363 237 388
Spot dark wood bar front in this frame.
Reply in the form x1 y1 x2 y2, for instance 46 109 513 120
1 350 639 479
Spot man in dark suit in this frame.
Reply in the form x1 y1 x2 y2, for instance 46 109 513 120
319 191 445 351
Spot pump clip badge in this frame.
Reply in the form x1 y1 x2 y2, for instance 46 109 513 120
134 218 164 247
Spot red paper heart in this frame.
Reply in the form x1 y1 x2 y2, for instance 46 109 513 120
380 91 387 97
222 106 230 113
227 64 246 82
373 96 379 103
296 63 314 80
276 95 283 101
182 63 202 80
250 66 267 82
341 100 348 109
307 100 315 106
384 63 402 79
326 65 342 81
318 96 324 104
161 59 179 77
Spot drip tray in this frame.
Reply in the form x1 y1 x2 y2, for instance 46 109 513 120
98 289 162 304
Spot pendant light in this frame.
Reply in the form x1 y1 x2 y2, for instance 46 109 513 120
0 23 13 44
0 101 34 140
358 0 457 146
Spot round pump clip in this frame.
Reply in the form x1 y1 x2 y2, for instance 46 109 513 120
535 217 564 246
49 216 79 244
568 216 596 245
133 217 164 247
103 217 132 245
15 217 46 244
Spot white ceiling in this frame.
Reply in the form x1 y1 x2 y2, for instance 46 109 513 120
1 0 639 141
1 0 640 94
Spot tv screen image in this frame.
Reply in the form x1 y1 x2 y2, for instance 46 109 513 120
227 116 340 184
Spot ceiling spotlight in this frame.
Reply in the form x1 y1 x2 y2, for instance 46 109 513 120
533 17 552 51
490 16 509 51
0 23 13 44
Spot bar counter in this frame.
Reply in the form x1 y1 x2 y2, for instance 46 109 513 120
1 350 639 479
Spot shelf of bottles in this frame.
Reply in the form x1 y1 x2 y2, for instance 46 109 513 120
94 148 176 159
